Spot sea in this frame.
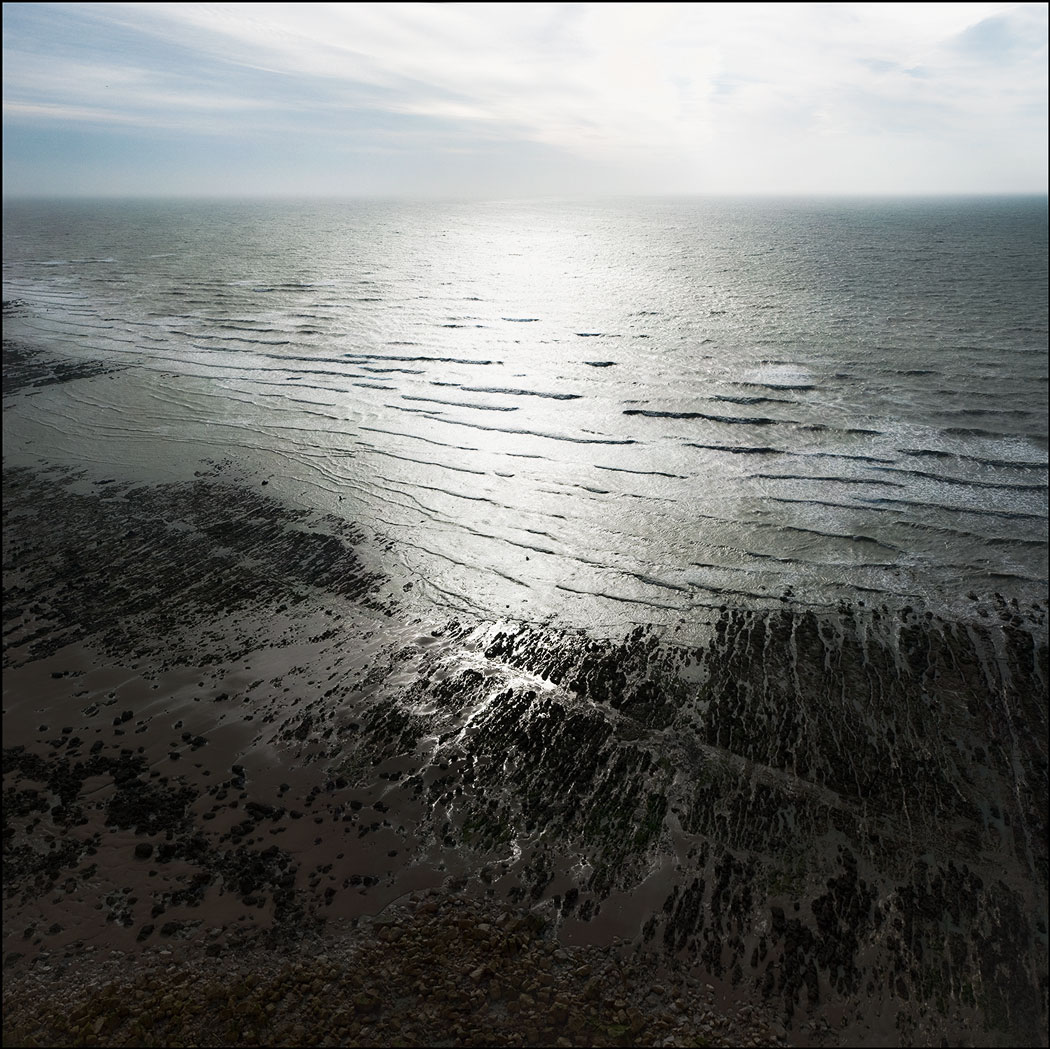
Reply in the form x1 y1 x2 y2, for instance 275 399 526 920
3 196 1047 636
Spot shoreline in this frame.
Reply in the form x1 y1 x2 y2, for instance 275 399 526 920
3 451 1048 1046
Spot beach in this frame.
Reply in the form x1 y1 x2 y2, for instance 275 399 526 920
3 337 1047 1045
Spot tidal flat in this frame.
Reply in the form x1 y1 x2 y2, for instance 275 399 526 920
2 346 1047 1045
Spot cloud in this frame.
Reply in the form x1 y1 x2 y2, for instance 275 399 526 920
952 5 1049 61
2 2 1046 195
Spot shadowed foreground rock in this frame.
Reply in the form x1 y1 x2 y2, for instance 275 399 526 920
2 888 789 1048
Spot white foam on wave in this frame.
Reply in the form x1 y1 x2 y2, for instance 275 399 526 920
742 363 815 388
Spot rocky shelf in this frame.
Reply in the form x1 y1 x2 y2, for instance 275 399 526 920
3 461 1047 1047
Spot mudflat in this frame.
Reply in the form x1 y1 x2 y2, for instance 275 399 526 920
3 447 1047 1047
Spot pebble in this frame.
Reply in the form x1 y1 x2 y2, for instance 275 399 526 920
2 889 793 1048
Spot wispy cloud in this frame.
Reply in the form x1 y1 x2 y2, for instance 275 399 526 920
3 2 1046 196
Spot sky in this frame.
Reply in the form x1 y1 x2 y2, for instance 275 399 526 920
2 2 1047 198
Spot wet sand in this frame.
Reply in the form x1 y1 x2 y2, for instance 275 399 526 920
3 351 1048 1046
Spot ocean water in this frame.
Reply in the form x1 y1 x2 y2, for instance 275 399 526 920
3 196 1047 633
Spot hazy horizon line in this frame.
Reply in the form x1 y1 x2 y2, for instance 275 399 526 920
4 190 1048 204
